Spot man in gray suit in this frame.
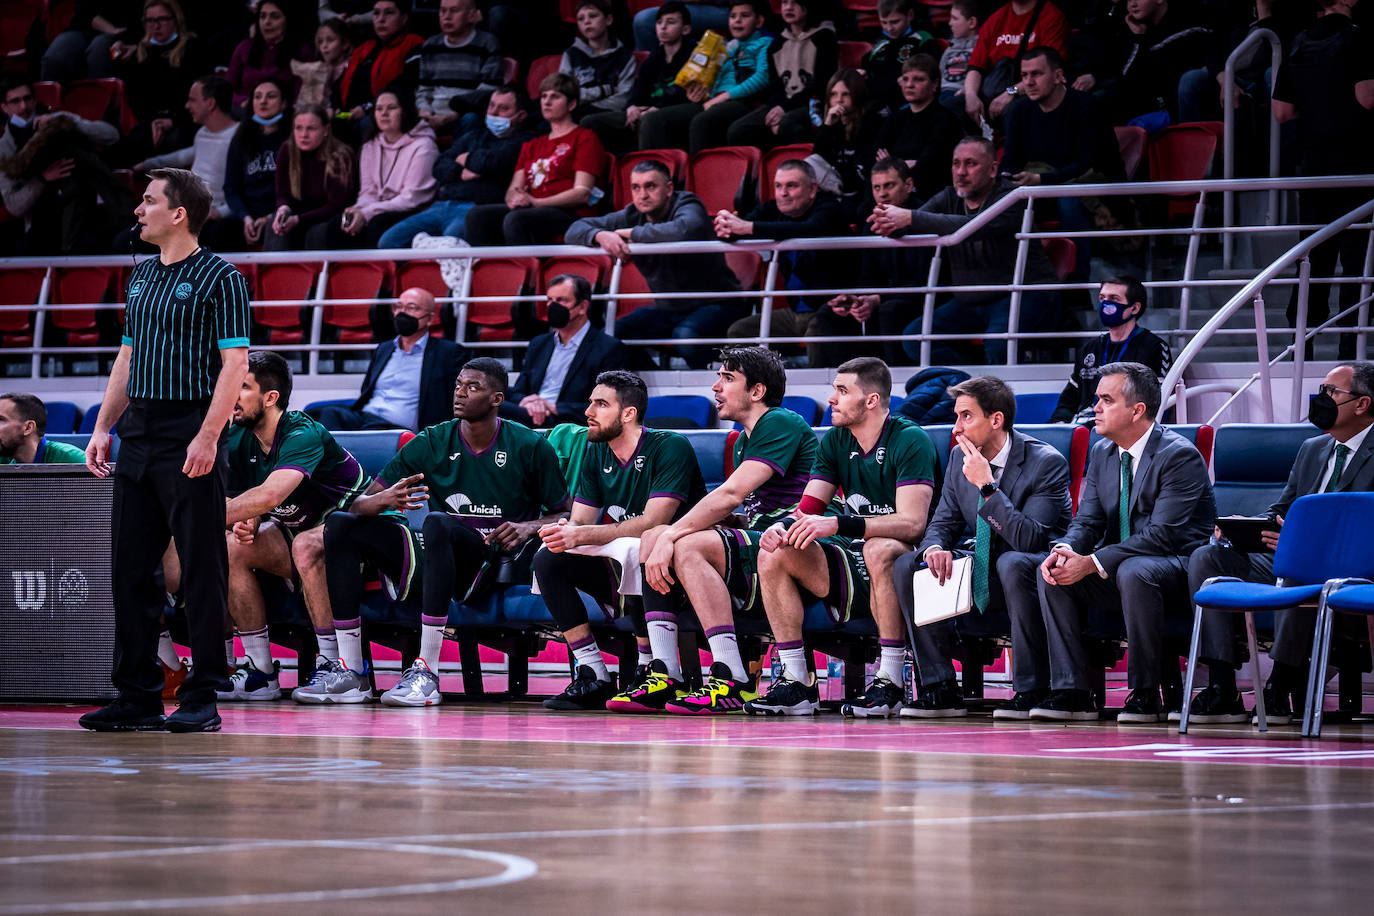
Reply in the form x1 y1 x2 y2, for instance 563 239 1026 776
1031 362 1215 723
1184 362 1374 725
898 376 1073 719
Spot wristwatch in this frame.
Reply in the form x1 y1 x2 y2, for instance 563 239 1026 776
1005 85 1020 96
980 482 997 499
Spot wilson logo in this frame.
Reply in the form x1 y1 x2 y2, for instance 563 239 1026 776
11 570 45 611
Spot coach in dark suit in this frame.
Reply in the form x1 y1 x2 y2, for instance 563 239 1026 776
1185 362 1374 724
897 376 1073 719
1032 362 1215 723
315 288 465 432
502 273 628 429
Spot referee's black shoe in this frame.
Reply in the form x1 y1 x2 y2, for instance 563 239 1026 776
79 697 166 732
165 700 222 733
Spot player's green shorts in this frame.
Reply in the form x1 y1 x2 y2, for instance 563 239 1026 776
717 528 871 623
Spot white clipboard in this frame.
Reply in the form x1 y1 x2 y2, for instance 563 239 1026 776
911 556 973 626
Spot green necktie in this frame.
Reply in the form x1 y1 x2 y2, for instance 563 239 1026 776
972 465 998 613
1324 443 1350 493
1118 452 1132 543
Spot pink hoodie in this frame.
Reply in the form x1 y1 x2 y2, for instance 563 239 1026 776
355 122 440 219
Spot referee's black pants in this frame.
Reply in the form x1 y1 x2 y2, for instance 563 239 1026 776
111 399 229 706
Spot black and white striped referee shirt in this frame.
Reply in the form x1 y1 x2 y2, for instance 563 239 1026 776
121 249 251 401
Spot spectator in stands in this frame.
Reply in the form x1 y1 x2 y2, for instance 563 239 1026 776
726 0 837 150
1272 0 1374 361
378 84 531 247
1031 363 1215 723
872 54 964 202
962 0 1070 132
812 68 883 214
1175 0 1309 126
329 90 439 248
869 137 1060 365
315 288 467 432
715 158 849 345
1097 0 1213 124
583 2 694 153
808 158 926 366
118 0 206 161
0 394 87 465
566 159 743 369
41 0 140 85
415 0 503 133
898 375 1072 719
938 0 979 106
293 18 354 110
502 274 628 429
632 1 731 51
639 0 771 154
226 0 314 111
265 104 358 250
336 0 425 135
863 0 940 113
560 0 637 122
1051 276 1171 424
1185 362 1374 726
0 77 124 255
463 73 608 246
222 77 291 250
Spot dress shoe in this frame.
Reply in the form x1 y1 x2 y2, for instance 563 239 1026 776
78 697 166 732
164 700 222 733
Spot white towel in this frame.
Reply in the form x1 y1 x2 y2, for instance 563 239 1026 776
530 537 643 596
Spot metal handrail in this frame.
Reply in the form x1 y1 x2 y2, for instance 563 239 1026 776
1222 27 1283 270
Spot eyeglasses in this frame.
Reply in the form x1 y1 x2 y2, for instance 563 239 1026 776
144 15 174 24
1318 384 1354 398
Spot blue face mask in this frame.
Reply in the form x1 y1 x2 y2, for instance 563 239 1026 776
148 31 179 46
1098 299 1135 328
485 114 512 135
252 112 284 126
7 114 29 129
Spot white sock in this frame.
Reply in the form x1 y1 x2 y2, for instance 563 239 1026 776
239 628 272 672
419 624 444 670
647 617 681 680
224 636 236 667
879 645 905 685
316 632 339 662
637 645 653 667
338 626 364 671
571 636 609 681
706 629 747 682
156 631 181 670
779 646 809 683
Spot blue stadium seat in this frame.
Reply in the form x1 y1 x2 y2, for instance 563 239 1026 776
333 430 408 478
303 397 352 414
1014 392 1059 424
1211 423 1314 516
780 395 820 425
44 401 81 434
78 404 113 435
47 432 118 460
687 429 732 489
1020 424 1076 463
645 394 714 429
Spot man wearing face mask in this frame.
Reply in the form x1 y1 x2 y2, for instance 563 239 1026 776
314 287 467 432
500 273 628 429
1050 275 1170 424
1183 362 1374 726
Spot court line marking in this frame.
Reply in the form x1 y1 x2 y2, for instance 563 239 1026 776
0 841 536 914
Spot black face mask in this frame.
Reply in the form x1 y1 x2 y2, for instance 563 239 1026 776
393 313 420 337
1308 391 1352 431
546 302 571 329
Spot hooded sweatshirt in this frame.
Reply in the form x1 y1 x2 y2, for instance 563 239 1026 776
559 35 636 113
764 25 838 110
356 121 440 219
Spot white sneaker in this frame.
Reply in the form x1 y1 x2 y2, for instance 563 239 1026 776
380 660 443 707
215 658 281 701
290 658 373 704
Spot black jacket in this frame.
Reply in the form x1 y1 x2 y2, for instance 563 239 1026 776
354 336 467 431
509 326 628 420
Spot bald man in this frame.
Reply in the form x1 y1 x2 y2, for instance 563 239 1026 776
315 287 468 432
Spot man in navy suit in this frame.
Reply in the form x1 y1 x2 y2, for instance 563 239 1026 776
503 273 628 428
315 288 466 432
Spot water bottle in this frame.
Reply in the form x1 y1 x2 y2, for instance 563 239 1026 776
902 650 915 704
769 647 782 685
826 657 844 701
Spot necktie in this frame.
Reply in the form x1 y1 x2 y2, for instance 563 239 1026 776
1118 452 1132 543
972 465 999 613
1324 443 1350 493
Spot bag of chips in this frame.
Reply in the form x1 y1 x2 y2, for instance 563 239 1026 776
674 29 728 90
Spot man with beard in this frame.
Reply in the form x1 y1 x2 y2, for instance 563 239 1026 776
534 370 707 710
0 394 87 465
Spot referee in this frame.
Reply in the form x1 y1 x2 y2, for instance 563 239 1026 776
80 167 250 733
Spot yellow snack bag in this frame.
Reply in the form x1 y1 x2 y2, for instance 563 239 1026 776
674 29 728 91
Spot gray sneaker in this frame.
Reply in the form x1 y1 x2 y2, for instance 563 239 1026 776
290 657 373 704
380 660 443 707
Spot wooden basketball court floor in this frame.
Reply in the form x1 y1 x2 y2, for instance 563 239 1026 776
3 684 1374 914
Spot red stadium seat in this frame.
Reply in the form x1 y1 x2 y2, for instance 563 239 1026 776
613 148 689 210
32 80 61 109
633 49 649 67
1148 124 1218 221
45 0 76 42
921 0 953 27
0 0 40 70
687 146 761 215
1114 125 1148 182
627 0 659 12
51 266 118 347
526 54 562 100
761 143 814 202
60 78 133 132
500 56 518 84
1041 238 1077 282
467 256 537 341
0 267 44 349
253 261 319 345
838 41 871 70
610 262 653 322
324 261 391 344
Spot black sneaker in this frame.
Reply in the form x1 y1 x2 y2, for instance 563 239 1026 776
1183 684 1248 724
1117 687 1165 724
78 697 166 732
993 688 1050 721
1029 689 1100 721
544 665 618 711
621 662 653 693
164 700 222 733
840 676 905 718
899 679 967 718
1254 680 1295 726
745 674 820 716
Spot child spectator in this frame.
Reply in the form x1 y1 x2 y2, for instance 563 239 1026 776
639 0 771 154
812 68 883 213
583 1 694 153
266 104 358 250
222 77 292 249
726 0 837 149
414 0 504 132
939 0 978 106
559 0 636 121
226 0 314 111
873 54 964 202
293 18 353 109
863 0 940 113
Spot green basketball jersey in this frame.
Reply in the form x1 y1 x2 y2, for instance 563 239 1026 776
732 406 819 530
576 428 707 524
379 417 568 537
811 413 938 517
226 410 370 530
0 437 86 465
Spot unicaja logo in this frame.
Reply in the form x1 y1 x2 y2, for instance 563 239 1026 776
11 570 45 611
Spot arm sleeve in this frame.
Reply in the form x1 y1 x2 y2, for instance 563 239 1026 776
223 137 249 219
728 36 773 100
628 197 711 243
967 18 995 72
602 54 639 112
894 427 939 489
565 209 625 246
68 111 119 147
740 410 802 478
432 134 466 185
648 435 698 502
1094 448 1213 574
574 445 603 508
466 132 526 178
747 197 847 239
214 266 252 348
143 144 196 169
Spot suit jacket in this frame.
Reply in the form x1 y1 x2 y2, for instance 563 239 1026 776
1270 429 1374 518
354 336 466 431
509 326 627 419
1064 424 1215 576
919 432 1073 566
